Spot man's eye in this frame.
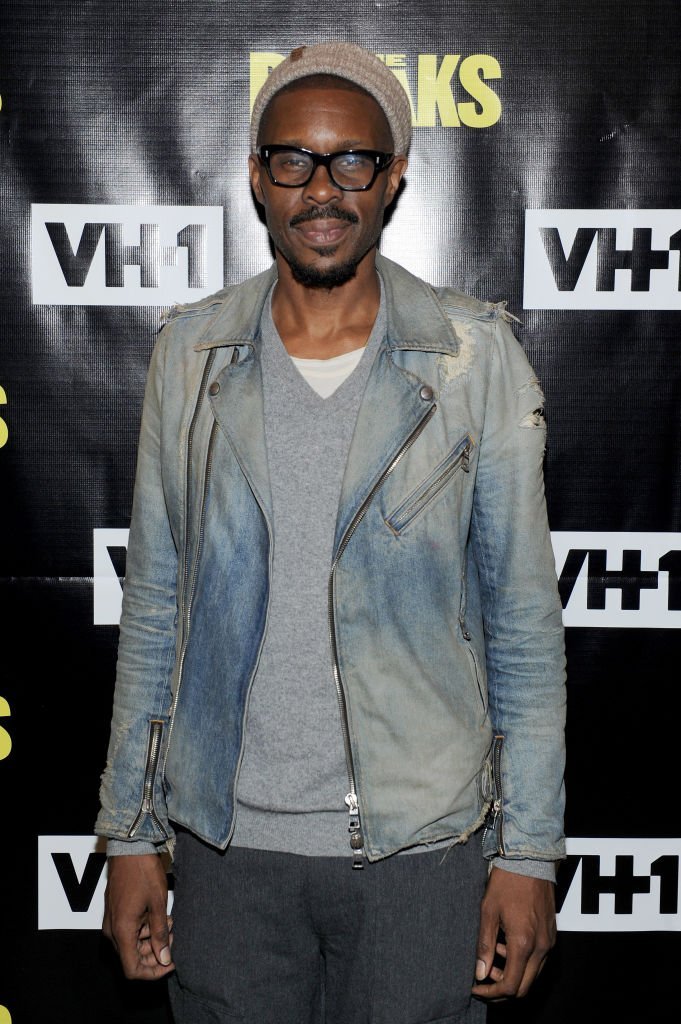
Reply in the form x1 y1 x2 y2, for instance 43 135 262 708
336 154 369 171
279 154 309 170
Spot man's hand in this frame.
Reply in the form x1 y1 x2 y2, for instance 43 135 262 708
103 853 175 980
471 867 556 1000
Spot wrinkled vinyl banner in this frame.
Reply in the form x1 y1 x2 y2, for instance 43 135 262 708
1 1 680 1021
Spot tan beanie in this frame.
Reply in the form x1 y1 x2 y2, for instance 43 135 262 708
250 42 412 156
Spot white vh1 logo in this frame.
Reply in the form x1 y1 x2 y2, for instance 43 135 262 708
38 835 680 931
524 210 681 309
38 836 173 930
93 528 129 625
557 838 681 932
553 532 681 628
31 204 224 305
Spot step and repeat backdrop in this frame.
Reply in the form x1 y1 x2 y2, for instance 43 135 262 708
1 1 680 1021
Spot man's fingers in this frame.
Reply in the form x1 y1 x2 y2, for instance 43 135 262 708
115 913 175 979
138 917 171 942
103 853 175 980
136 936 175 973
474 903 500 981
148 903 173 967
472 870 556 1001
493 931 534 996
472 926 553 1000
474 875 511 982
122 952 176 980
472 936 528 999
516 951 548 998
472 950 545 1000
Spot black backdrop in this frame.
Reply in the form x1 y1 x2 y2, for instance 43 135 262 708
1 2 680 1021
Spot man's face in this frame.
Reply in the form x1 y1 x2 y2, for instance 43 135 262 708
249 84 407 288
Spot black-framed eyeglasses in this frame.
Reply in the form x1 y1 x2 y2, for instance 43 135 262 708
258 145 394 191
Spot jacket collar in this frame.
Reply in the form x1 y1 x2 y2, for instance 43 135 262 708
193 253 461 356
375 254 461 355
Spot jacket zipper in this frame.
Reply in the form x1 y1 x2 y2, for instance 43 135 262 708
160 342 275 849
389 438 471 532
128 720 169 839
328 401 438 867
127 350 219 838
482 733 505 855
162 348 218 783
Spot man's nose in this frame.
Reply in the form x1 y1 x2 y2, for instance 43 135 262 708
302 162 342 204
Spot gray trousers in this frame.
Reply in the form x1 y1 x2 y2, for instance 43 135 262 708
168 833 488 1024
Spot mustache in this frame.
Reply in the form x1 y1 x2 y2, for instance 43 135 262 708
289 207 359 227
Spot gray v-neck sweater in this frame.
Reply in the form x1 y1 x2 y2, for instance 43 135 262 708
230 289 387 856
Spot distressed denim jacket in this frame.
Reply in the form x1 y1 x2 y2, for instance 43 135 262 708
95 254 566 864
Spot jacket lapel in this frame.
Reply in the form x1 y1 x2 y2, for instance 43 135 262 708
193 268 277 525
334 344 436 551
209 349 273 525
334 255 461 552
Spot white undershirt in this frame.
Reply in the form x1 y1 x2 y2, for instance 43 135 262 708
291 347 365 398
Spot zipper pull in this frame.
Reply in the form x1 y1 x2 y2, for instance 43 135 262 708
485 797 502 828
481 797 502 851
459 610 471 641
345 792 365 869
462 443 471 473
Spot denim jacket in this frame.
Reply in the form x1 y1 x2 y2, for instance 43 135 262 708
95 254 566 864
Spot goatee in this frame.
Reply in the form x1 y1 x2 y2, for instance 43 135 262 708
287 254 360 289
284 208 362 287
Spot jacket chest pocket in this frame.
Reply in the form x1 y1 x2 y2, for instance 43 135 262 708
385 433 473 535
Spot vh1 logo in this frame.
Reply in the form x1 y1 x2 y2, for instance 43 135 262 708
37 835 680 932
553 532 681 628
524 210 681 309
557 838 681 932
38 836 173 930
93 528 129 625
31 204 224 305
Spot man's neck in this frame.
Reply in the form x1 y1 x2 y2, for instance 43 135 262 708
271 249 381 359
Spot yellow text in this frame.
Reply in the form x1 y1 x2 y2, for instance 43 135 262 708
0 697 11 761
249 51 502 128
0 386 6 448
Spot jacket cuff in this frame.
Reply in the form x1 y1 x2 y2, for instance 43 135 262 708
107 838 159 858
490 856 556 882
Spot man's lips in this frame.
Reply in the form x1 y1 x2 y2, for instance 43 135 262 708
295 220 351 245
289 208 358 247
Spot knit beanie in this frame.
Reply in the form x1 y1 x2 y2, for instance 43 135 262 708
250 42 412 155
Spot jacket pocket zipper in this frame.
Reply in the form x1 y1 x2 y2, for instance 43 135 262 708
386 434 472 534
128 719 169 839
462 637 486 711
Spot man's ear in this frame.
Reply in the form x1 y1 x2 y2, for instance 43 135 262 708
248 153 265 205
383 156 408 209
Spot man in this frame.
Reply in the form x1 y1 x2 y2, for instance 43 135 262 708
97 42 566 1024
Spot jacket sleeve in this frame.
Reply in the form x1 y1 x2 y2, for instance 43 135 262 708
95 327 179 848
471 313 566 863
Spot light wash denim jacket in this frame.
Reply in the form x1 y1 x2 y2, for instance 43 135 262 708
95 254 566 865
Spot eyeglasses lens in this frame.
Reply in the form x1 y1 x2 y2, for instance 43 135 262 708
269 150 375 188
